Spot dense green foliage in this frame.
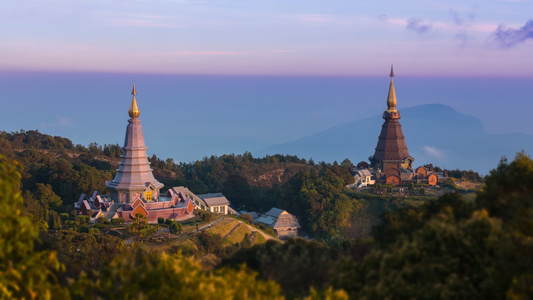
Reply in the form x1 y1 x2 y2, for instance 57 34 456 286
221 238 340 296
447 168 484 183
0 155 67 299
331 152 533 299
0 154 288 299
4 129 532 299
212 153 533 299
70 252 283 300
39 231 123 280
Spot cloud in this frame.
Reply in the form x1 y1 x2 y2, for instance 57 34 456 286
169 51 250 56
40 116 74 128
449 9 474 26
406 18 432 33
112 18 183 28
454 31 473 46
294 14 330 23
422 145 445 159
492 19 533 47
271 50 294 53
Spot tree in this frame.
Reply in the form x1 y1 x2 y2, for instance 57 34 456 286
129 213 150 243
70 252 282 299
341 158 352 168
222 173 258 209
35 183 62 209
48 210 62 230
476 152 533 232
336 209 515 299
334 153 533 299
221 238 339 295
0 155 67 298
170 221 183 234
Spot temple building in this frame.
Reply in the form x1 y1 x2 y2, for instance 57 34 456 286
351 67 446 186
75 85 229 222
105 84 164 203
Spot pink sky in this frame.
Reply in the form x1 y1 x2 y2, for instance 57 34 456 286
0 0 532 77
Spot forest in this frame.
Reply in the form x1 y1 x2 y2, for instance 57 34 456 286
1 129 531 299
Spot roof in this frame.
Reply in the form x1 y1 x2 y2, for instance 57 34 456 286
172 186 205 206
357 169 372 177
255 215 276 227
256 208 300 230
264 207 285 218
197 193 223 199
353 174 362 183
197 193 230 207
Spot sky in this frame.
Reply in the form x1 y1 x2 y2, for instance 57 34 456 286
1 0 532 77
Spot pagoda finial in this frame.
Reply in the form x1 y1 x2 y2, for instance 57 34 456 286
128 84 140 119
386 67 397 112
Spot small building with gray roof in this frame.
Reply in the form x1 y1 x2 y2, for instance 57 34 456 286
255 207 300 239
196 193 231 214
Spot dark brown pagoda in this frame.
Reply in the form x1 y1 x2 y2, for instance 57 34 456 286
371 66 414 185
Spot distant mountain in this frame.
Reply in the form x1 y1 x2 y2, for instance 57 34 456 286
257 104 533 174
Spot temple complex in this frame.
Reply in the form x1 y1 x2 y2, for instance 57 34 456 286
350 67 446 187
75 85 230 222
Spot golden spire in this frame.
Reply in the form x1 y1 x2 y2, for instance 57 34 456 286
128 84 140 119
386 65 397 112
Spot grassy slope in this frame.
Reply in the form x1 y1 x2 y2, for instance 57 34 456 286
143 217 270 254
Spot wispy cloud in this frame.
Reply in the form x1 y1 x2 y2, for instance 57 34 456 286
492 19 533 47
406 18 432 33
40 116 74 128
422 145 445 159
449 9 474 26
376 14 388 21
112 18 183 28
271 50 294 53
106 12 184 28
169 51 251 56
294 14 330 23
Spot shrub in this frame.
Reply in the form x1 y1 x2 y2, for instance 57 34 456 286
165 219 172 226
96 216 108 224
240 213 254 224
158 217 165 225
111 218 126 225
93 223 107 230
60 213 69 221
76 215 89 224
140 227 157 238
89 228 100 234
104 221 111 225
256 223 277 237
170 222 183 233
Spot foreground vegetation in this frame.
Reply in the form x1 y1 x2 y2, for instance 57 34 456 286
4 130 531 299
2 151 532 299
